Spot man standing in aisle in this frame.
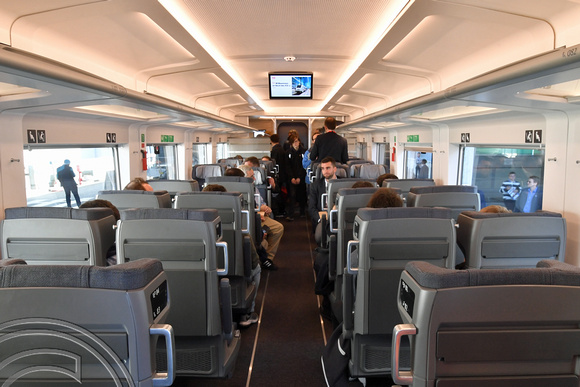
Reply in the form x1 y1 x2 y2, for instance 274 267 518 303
309 117 348 164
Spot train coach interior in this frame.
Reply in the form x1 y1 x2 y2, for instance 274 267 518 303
1 0 580 386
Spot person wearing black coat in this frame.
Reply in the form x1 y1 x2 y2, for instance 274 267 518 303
285 134 307 220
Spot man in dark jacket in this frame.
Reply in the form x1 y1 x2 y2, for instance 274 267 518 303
285 134 307 220
308 156 338 235
309 117 348 164
56 159 81 207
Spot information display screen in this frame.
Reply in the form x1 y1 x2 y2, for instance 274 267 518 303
269 73 312 99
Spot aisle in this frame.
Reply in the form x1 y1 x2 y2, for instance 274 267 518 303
174 215 332 386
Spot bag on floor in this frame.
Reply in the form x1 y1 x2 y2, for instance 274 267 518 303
321 322 351 387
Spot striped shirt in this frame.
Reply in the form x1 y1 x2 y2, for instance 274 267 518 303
499 179 521 200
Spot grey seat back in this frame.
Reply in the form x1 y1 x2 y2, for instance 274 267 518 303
206 176 260 243
0 258 174 386
345 207 456 377
393 260 580 387
354 164 387 179
346 160 373 177
192 164 224 186
174 191 256 312
97 190 172 210
325 178 377 210
456 210 566 269
147 179 200 197
1 207 116 266
116 208 239 378
383 179 435 201
407 185 480 219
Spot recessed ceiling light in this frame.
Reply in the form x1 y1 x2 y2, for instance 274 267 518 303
284 56 296 62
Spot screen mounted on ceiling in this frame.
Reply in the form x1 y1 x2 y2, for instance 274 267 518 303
269 73 312 99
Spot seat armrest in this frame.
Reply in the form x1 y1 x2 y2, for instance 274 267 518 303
219 278 234 344
243 235 252 280
329 235 337 281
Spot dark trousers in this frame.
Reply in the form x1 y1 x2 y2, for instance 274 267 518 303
64 183 81 207
503 199 516 211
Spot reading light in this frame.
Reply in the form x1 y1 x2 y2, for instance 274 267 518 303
284 56 296 62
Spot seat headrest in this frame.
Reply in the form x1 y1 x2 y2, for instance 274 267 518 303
120 208 219 222
410 185 477 194
176 191 242 198
357 206 452 221
207 176 253 184
337 187 379 197
0 258 163 290
406 260 580 289
194 165 223 179
98 190 168 196
5 207 114 221
460 210 562 219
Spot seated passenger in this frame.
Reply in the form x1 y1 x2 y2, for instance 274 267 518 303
79 199 120 266
367 187 404 208
238 165 284 266
376 173 398 187
202 184 227 192
351 181 374 189
480 204 511 213
124 177 153 191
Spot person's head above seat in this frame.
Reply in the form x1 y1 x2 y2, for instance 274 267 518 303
202 184 227 192
124 177 153 191
367 188 403 208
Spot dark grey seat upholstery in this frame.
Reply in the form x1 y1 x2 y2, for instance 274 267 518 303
346 160 373 177
392 260 580 387
325 178 377 210
116 208 240 378
456 210 566 268
407 185 480 219
339 207 456 379
192 164 224 186
174 191 256 315
97 190 172 210
0 258 174 386
1 207 116 266
146 179 199 197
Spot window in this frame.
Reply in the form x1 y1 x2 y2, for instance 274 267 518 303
147 144 177 180
216 142 228 161
192 143 209 165
459 146 545 208
404 149 433 179
24 146 119 207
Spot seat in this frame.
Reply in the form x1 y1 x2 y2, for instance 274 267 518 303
353 164 386 180
174 191 256 315
1 207 116 266
324 178 377 211
206 176 261 245
327 187 379 323
147 179 200 198
392 260 580 387
192 164 224 186
456 210 566 269
97 190 172 210
251 165 270 206
339 207 456 379
116 208 240 378
407 185 480 219
0 258 174 386
346 160 373 177
382 179 435 202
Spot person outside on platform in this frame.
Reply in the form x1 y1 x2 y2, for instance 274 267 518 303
499 171 521 211
57 159 82 207
514 175 543 213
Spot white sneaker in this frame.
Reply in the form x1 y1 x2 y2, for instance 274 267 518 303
239 312 259 327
